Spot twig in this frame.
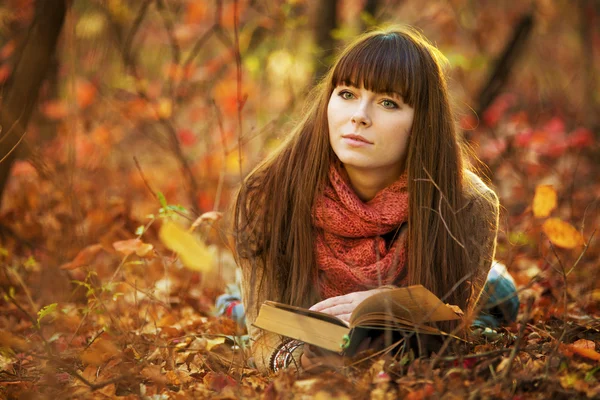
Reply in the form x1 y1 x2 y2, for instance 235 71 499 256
233 0 244 179
133 156 192 221
182 24 218 70
566 229 595 276
155 0 180 65
122 0 152 68
500 296 533 380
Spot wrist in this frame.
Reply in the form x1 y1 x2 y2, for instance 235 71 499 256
270 340 304 373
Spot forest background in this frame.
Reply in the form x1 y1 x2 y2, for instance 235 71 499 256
0 0 599 398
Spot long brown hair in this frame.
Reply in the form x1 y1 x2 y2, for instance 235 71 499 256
235 26 489 316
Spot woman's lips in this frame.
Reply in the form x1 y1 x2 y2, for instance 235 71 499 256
342 134 373 147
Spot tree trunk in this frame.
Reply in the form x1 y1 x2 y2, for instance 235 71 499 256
475 13 534 125
0 0 67 206
313 0 338 82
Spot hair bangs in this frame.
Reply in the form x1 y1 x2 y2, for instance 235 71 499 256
331 34 420 106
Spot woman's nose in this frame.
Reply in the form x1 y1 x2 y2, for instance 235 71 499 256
351 105 371 127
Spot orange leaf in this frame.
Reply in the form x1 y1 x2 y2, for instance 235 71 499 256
112 238 153 257
41 100 69 120
567 339 600 361
60 244 104 270
533 185 557 218
185 2 207 24
542 218 584 249
80 338 120 366
0 330 29 352
76 79 97 109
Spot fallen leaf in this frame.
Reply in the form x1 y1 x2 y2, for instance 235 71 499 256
141 364 168 385
203 372 237 392
533 185 557 218
80 338 120 366
206 337 226 351
567 339 600 361
542 218 584 249
113 238 154 257
159 221 214 272
60 244 104 270
0 330 29 352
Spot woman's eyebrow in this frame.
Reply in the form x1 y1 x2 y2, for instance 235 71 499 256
381 91 405 100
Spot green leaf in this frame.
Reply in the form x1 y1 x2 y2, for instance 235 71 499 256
157 192 168 209
135 225 145 236
585 366 600 382
167 204 187 213
24 256 38 268
37 303 58 328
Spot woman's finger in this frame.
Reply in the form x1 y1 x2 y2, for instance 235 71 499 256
317 304 354 318
309 294 350 311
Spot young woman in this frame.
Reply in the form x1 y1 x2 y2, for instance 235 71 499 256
233 26 517 374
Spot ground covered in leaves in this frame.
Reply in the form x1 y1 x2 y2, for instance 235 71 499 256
1 132 599 399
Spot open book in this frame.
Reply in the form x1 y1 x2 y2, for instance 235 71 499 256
252 285 463 355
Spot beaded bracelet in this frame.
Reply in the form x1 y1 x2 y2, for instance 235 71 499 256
270 339 304 372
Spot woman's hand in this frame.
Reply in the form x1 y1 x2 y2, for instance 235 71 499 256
309 288 390 323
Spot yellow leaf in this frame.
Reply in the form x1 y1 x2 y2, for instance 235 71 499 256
533 185 557 218
542 218 584 249
159 221 214 272
156 98 172 119
206 337 226 351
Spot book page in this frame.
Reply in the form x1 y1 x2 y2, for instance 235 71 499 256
349 285 461 327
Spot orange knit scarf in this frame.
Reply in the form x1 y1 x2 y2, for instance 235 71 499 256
312 164 409 299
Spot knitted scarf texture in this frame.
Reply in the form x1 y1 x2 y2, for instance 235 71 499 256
313 164 409 299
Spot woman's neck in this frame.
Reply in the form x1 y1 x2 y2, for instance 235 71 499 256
343 165 404 202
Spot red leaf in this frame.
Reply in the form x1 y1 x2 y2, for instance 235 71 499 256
568 127 594 148
0 65 11 84
178 128 197 146
543 117 565 135
514 128 533 147
203 372 237 392
0 40 16 59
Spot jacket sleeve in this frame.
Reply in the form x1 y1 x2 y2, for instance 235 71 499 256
239 259 305 374
462 170 501 313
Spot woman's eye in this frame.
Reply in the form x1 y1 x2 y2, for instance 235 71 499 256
339 91 355 100
381 99 398 109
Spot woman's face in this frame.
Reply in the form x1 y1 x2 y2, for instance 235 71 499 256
327 85 415 179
